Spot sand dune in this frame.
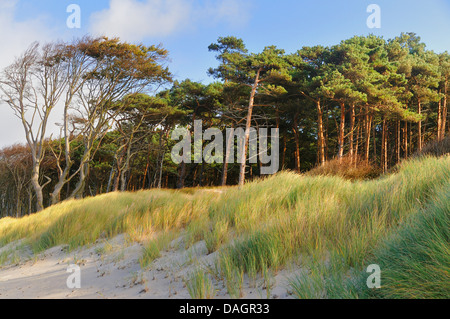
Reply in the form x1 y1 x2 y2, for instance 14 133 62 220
0 235 295 299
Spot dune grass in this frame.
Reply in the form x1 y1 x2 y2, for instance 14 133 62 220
0 189 213 253
185 269 216 299
0 156 449 299
366 186 450 299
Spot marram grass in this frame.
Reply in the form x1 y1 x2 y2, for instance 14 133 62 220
0 156 449 299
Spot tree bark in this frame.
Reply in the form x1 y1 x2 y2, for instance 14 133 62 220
113 149 125 192
70 158 89 199
381 118 388 173
418 99 423 152
30 161 44 212
364 106 372 164
337 102 346 162
281 132 287 170
441 80 448 139
239 69 261 187
293 113 301 173
355 119 361 166
221 124 235 186
396 120 401 164
403 121 409 158
177 161 186 189
438 95 443 141
317 100 326 166
349 104 355 163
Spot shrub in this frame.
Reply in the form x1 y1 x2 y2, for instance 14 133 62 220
413 135 450 158
307 156 380 180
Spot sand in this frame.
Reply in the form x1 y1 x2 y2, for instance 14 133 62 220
0 234 297 299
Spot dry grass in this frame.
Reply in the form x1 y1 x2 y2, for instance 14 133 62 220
413 135 450 158
307 155 381 180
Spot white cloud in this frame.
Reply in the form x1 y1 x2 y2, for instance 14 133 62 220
201 0 252 28
89 0 252 42
0 0 55 147
90 0 191 42
0 0 53 66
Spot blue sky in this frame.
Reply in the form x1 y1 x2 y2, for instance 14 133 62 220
1 0 450 146
8 0 450 81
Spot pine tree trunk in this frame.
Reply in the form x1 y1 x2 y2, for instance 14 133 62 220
221 125 234 186
384 120 388 172
158 150 165 189
198 161 205 187
349 103 355 163
438 95 443 141
317 100 326 166
221 156 229 186
396 120 401 164
293 113 301 173
177 161 186 189
442 80 448 138
372 119 377 162
381 118 386 172
239 69 261 187
403 121 409 158
355 120 361 166
364 106 372 164
337 102 346 162
142 161 149 190
418 100 423 152
409 122 413 154
281 133 287 170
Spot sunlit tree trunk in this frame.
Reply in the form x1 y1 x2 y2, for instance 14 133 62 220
337 102 346 162
317 100 326 166
438 94 443 141
293 113 301 173
364 106 372 164
349 103 355 163
239 68 261 187
441 80 448 139
396 120 401 164
418 99 423 152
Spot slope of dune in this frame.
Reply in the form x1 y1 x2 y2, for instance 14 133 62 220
1 156 449 299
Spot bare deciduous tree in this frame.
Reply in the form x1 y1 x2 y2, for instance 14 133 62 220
0 42 66 211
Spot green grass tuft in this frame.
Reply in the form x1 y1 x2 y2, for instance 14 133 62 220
186 269 215 299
